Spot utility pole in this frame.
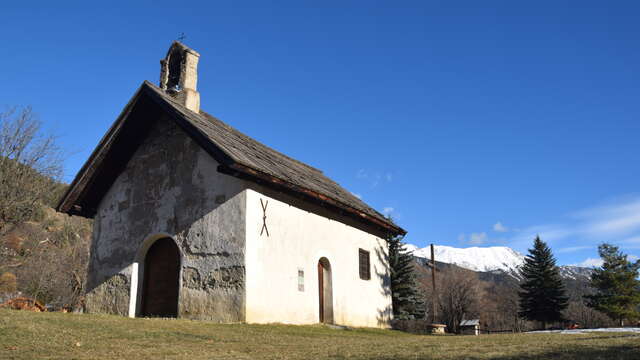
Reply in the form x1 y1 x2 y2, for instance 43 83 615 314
431 243 437 324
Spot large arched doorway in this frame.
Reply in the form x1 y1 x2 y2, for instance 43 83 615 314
317 257 334 324
141 237 180 317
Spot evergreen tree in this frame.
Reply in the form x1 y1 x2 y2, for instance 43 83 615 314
585 243 640 327
518 236 568 329
388 232 426 320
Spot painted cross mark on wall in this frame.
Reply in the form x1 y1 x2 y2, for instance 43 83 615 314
260 199 269 237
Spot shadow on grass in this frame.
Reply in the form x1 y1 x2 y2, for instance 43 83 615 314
484 345 640 360
359 345 640 360
573 333 640 341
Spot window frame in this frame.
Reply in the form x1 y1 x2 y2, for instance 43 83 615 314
297 268 305 292
358 248 371 280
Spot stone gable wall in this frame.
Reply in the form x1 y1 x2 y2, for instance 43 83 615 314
85 116 247 321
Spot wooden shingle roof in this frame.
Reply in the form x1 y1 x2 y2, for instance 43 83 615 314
57 81 405 235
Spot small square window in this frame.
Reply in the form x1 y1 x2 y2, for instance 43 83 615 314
359 249 371 280
298 269 305 291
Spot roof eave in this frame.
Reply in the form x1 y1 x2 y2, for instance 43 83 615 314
56 83 148 217
219 162 407 236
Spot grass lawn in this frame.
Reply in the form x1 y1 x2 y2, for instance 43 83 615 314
1 309 639 359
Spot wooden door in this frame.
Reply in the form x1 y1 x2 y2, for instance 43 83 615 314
317 258 333 323
318 261 324 322
141 238 180 317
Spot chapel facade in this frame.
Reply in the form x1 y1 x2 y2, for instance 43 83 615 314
57 42 405 328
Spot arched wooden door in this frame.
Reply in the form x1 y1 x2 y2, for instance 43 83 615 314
318 257 333 324
141 237 180 317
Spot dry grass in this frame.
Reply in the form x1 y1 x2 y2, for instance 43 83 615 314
1 309 638 359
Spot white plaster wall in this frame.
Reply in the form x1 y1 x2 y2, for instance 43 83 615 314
244 188 392 328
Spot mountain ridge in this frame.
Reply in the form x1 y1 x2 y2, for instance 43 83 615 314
406 244 592 281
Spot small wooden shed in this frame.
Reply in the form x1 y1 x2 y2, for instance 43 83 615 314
459 319 480 335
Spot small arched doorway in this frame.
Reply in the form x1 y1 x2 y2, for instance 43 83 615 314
317 257 334 324
141 237 180 317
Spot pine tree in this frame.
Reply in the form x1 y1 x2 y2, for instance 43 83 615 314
585 243 640 327
518 236 568 329
388 233 426 320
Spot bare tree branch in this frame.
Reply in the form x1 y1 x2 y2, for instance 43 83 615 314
0 106 64 230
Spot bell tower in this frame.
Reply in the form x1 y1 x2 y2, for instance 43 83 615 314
159 41 201 113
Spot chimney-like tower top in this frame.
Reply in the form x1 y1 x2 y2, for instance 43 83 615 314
159 41 200 113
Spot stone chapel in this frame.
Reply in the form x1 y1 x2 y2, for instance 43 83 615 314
57 41 406 328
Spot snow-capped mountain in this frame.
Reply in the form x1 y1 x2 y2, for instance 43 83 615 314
558 265 593 281
406 244 591 281
405 244 525 273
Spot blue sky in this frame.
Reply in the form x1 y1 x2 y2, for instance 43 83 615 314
2 1 639 266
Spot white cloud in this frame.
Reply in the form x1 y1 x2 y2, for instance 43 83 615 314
575 196 640 238
371 175 380 189
557 246 592 254
351 192 362 199
586 213 640 238
510 224 575 247
622 236 640 244
572 254 638 268
506 195 640 254
382 207 394 216
493 222 508 233
469 232 487 245
573 258 603 268
356 169 394 189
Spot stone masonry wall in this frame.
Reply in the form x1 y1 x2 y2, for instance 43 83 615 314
85 116 247 321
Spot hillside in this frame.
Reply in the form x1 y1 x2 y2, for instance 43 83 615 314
0 207 91 308
0 120 92 309
407 243 612 331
